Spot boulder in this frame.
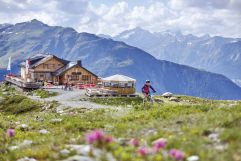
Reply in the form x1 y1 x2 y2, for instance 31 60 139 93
207 132 228 151
2 92 8 95
127 105 132 108
214 143 228 151
60 149 70 155
162 92 173 98
169 97 180 102
65 144 116 161
63 155 93 161
9 140 33 150
17 157 37 161
19 124 29 131
154 98 164 103
66 144 94 156
39 129 49 134
208 133 220 143
80 98 88 101
117 138 130 146
187 155 199 161
34 116 44 122
2 88 7 92
50 118 63 123
42 104 52 110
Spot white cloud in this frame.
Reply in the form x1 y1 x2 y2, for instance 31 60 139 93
56 0 89 15
169 0 230 9
0 0 240 38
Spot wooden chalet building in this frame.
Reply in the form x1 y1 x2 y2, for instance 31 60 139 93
20 54 98 85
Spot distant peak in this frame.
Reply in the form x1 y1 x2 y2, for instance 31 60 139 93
30 19 44 24
162 29 183 36
200 34 210 39
131 26 148 32
0 23 11 26
13 19 46 27
133 26 142 30
98 34 112 39
126 27 149 34
115 27 152 39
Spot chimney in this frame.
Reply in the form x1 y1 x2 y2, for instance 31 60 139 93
77 60 82 66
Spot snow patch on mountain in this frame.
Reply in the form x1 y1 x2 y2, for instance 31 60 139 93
117 59 133 67
114 27 241 81
119 31 135 39
232 79 241 87
1 20 241 100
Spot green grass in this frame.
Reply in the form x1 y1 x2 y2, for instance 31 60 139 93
0 83 17 97
90 96 143 107
31 89 58 98
0 95 42 114
0 92 241 161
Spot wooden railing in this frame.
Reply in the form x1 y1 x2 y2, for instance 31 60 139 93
5 76 41 89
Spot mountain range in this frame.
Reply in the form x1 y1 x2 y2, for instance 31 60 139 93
113 27 241 87
0 19 241 100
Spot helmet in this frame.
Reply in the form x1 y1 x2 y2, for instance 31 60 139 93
146 80 150 83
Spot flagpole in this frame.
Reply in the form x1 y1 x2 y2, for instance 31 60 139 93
7 57 11 75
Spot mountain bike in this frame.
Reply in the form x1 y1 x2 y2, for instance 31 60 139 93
143 92 155 105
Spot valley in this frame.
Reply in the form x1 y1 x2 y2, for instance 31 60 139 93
1 20 241 100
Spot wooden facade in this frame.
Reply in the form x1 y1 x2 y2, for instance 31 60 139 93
57 65 98 85
20 55 98 85
24 57 65 82
101 75 136 95
103 86 136 95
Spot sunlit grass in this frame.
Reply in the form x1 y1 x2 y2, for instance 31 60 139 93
0 85 241 161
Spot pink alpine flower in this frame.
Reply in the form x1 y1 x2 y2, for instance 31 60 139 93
152 138 167 152
169 149 185 161
85 130 104 144
137 147 150 156
105 135 113 143
6 128 15 138
130 138 139 147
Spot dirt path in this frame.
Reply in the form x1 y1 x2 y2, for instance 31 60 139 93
28 88 121 112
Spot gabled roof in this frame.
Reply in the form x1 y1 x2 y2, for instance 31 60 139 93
31 55 69 68
20 54 46 67
102 74 136 82
20 54 69 68
20 54 98 77
54 62 98 77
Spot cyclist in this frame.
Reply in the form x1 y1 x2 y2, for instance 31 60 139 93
142 80 156 102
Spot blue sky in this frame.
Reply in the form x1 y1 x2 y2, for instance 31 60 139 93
0 0 240 37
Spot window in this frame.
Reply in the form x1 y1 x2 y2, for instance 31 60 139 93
70 75 79 81
111 82 119 88
72 72 82 75
82 75 90 81
43 64 48 69
104 82 111 87
119 83 126 88
127 83 133 88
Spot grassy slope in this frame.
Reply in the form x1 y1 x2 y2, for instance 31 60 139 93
30 89 58 98
0 86 241 161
